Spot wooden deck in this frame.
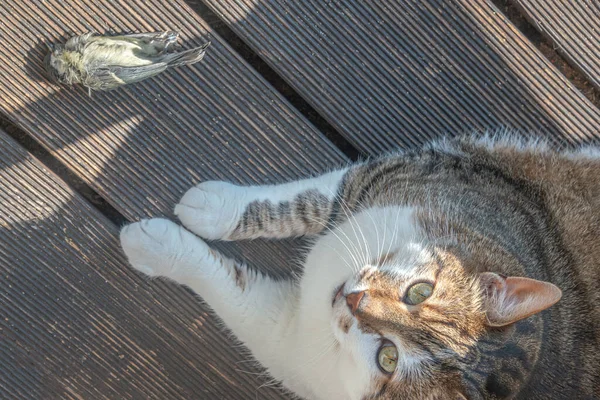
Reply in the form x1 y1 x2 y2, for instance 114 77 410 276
0 0 599 398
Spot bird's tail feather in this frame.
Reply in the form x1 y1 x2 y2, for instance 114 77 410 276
164 42 211 68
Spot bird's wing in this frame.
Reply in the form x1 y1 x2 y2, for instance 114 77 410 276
89 63 169 90
115 32 178 42
159 43 210 67
64 31 179 56
99 32 179 56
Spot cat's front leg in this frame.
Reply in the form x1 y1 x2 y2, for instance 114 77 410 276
120 219 297 368
174 168 350 241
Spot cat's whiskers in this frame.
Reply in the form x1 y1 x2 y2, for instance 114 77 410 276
288 338 338 374
379 208 390 265
327 188 372 268
300 214 363 274
349 195 395 268
293 328 338 352
256 337 339 392
247 336 340 395
345 205 373 269
324 187 366 261
363 206 383 264
382 203 404 265
298 219 358 275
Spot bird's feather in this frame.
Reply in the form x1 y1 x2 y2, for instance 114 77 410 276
87 31 179 56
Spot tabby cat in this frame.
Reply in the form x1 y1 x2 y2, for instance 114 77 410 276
120 135 600 399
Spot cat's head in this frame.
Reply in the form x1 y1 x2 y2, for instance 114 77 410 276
309 207 561 400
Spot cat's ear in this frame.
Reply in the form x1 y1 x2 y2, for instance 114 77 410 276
479 272 562 327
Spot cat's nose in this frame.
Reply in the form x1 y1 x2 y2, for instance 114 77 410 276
346 291 365 315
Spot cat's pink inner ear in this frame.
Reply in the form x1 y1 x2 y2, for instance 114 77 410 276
479 272 562 327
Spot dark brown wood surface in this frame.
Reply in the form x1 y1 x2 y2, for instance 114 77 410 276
0 0 348 398
513 0 600 91
202 0 600 154
0 0 346 218
0 131 290 399
0 0 350 279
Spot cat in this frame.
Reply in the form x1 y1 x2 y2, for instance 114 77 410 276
120 134 600 399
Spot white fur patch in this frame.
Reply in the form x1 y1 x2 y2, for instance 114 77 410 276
280 206 426 399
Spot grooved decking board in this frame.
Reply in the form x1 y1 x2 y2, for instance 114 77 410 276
0 0 349 398
0 131 291 399
512 0 600 91
0 0 348 339
0 0 346 221
201 0 600 154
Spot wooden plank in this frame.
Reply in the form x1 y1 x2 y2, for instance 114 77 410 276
0 131 292 399
0 0 346 221
201 0 600 154
0 1 349 398
512 0 600 91
0 0 348 317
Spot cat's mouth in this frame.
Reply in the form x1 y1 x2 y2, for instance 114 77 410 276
332 282 345 307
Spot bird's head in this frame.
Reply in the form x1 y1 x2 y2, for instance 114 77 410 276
44 43 71 84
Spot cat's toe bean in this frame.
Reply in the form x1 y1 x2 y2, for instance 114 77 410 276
175 181 248 240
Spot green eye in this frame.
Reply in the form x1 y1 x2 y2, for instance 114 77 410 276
404 282 434 305
377 343 398 374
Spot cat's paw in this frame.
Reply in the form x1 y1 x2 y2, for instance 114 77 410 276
174 181 248 240
120 218 210 278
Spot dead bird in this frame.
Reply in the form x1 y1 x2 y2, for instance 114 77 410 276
44 31 210 95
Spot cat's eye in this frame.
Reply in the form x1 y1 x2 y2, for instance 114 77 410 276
404 282 434 305
377 343 398 374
